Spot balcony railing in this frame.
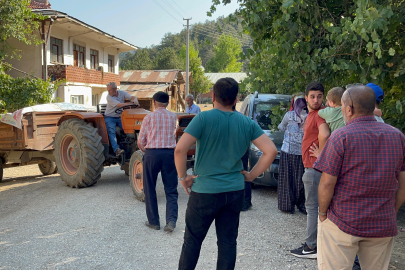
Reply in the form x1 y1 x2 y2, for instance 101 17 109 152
47 64 120 86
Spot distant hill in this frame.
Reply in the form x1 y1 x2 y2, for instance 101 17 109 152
119 15 252 71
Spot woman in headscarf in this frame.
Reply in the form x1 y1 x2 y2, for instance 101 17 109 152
277 93 308 213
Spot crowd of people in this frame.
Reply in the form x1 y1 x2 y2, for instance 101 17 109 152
277 82 405 270
105 79 405 270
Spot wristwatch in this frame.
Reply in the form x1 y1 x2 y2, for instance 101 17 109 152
178 175 188 181
318 212 327 216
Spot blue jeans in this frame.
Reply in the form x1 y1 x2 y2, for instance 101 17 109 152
104 116 122 152
303 168 322 249
178 190 244 270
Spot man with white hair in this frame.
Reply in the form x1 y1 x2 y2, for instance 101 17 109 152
185 94 201 113
105 82 139 156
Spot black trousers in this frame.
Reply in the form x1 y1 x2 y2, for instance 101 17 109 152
143 149 178 226
178 190 244 270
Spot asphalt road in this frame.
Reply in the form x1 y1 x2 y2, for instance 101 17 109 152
0 165 403 270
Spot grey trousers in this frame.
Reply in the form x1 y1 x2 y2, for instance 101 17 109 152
302 168 322 249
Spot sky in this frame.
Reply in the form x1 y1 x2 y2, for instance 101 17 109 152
50 0 241 49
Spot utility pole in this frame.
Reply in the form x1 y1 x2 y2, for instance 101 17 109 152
183 18 192 97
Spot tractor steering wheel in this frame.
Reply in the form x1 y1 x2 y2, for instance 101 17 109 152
115 104 139 114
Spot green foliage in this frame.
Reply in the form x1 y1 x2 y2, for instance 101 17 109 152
155 47 182 70
120 49 153 70
179 44 212 96
0 0 44 66
206 34 243 72
380 84 405 133
119 16 251 71
268 102 289 132
0 73 58 113
211 0 405 132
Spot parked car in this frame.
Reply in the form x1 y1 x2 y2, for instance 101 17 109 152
239 92 292 186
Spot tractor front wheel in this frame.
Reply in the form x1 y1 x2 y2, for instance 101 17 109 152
129 151 145 202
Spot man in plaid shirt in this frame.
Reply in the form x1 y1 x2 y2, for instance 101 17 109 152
138 91 179 232
314 85 405 270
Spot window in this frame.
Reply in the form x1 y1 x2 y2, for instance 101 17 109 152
108 55 114 73
50 37 63 63
71 95 84 104
73 44 85 67
90 49 99 69
253 102 278 130
92 94 99 106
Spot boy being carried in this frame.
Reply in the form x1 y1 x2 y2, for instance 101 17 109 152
318 87 345 133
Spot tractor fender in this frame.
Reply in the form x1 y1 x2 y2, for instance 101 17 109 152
57 112 109 144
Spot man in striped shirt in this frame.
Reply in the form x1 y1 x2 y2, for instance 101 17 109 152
137 91 179 232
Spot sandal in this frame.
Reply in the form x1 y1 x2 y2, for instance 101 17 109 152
400 227 405 232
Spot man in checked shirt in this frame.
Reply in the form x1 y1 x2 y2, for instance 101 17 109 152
137 91 179 232
314 85 405 270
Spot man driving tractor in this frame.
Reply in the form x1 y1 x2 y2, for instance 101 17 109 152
105 82 139 156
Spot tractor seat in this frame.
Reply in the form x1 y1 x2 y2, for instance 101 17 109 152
97 104 107 116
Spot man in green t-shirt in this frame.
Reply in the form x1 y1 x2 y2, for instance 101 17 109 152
175 78 278 270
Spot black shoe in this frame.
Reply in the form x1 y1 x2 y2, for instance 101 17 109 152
145 221 160 230
115 148 125 156
290 243 317 259
241 202 252 211
164 221 176 232
298 207 307 215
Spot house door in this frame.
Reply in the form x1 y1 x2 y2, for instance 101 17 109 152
73 50 78 67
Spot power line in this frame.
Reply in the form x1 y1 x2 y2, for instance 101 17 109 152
151 0 183 25
192 25 252 43
160 0 183 20
192 27 249 40
191 28 252 47
191 28 253 46
169 0 191 18
151 0 252 44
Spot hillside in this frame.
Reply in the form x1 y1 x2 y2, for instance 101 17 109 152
119 15 252 71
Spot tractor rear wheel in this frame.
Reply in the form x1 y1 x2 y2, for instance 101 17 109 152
54 119 104 188
38 159 57 175
129 151 145 202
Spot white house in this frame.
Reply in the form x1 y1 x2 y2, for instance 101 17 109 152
5 0 137 107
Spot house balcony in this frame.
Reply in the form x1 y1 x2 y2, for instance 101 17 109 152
47 64 120 86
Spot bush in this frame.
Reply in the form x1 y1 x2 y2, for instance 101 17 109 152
0 73 60 113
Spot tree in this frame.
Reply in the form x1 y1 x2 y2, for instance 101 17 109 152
206 34 243 72
155 47 182 70
210 0 405 132
0 73 60 113
0 0 43 68
120 49 153 70
179 44 212 97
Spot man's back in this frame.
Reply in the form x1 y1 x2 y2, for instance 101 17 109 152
315 116 405 237
139 107 177 149
185 109 263 193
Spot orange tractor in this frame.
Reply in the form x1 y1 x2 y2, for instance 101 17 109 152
53 104 195 201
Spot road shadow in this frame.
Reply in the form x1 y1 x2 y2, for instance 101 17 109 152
1 174 59 184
